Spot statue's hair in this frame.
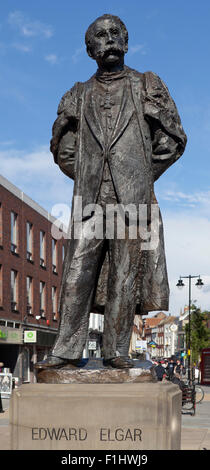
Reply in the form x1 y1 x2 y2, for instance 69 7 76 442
85 14 128 50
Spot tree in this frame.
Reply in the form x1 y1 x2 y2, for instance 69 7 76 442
185 305 210 364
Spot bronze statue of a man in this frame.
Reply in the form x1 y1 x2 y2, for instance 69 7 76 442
37 14 187 369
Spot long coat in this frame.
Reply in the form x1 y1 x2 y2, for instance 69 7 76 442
50 66 187 315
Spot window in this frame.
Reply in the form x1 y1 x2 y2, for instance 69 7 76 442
11 270 18 310
26 222 33 261
52 238 57 272
26 276 33 314
11 211 18 253
40 281 45 316
0 203 2 246
0 265 2 307
52 286 57 320
40 231 46 267
62 244 65 262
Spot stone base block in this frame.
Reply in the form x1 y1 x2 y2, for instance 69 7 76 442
10 382 182 450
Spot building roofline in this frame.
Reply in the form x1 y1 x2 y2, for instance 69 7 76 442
0 174 56 223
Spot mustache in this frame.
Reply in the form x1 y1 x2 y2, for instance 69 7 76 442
95 46 124 58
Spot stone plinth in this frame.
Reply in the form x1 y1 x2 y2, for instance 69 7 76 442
36 358 156 384
10 382 182 450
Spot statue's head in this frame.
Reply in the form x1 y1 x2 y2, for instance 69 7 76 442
85 14 128 69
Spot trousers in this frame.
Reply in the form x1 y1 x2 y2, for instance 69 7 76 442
51 162 142 359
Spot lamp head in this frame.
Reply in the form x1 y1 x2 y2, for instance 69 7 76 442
195 276 204 289
176 278 185 289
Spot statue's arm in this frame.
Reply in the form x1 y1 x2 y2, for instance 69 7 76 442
50 83 81 180
56 130 77 180
144 71 187 181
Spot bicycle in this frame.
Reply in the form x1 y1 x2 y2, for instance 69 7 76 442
164 373 196 415
194 383 205 404
181 383 196 415
182 378 205 404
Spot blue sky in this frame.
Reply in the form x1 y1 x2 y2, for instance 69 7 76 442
1 0 210 315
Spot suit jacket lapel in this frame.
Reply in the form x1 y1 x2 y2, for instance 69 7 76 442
109 77 134 150
84 81 105 150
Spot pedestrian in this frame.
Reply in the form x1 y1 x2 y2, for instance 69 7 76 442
194 365 199 383
174 359 181 376
174 359 186 379
163 360 168 369
166 358 175 380
0 363 4 414
155 361 166 381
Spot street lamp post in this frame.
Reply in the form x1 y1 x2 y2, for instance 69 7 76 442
176 275 204 383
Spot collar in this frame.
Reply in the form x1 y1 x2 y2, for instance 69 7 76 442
95 66 127 84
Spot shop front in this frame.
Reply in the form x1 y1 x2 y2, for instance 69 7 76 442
0 326 57 384
0 326 23 385
23 328 57 383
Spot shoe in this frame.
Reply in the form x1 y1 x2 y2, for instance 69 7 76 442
103 356 134 369
35 356 80 369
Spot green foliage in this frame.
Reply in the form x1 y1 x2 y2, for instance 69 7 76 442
184 305 210 364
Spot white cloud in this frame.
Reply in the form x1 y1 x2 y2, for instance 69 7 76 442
12 42 31 53
8 11 53 38
161 189 210 205
45 54 58 65
129 44 147 55
0 140 16 146
159 189 210 218
0 145 73 214
163 211 210 315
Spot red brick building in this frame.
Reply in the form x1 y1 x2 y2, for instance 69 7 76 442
0 175 66 383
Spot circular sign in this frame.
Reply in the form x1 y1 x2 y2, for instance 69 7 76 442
27 332 34 338
170 324 178 332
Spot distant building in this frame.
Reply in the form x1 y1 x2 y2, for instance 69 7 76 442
157 316 179 358
176 306 189 355
143 312 167 358
0 175 66 383
141 312 180 358
129 315 143 357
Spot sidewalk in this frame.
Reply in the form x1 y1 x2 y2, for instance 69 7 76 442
181 427 210 450
0 408 10 450
0 392 210 450
181 387 210 449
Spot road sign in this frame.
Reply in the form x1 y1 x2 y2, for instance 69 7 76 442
88 340 97 350
24 330 37 343
136 340 147 351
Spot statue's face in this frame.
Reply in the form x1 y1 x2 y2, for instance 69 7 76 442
88 18 127 67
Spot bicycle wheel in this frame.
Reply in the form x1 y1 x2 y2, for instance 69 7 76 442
182 400 194 411
182 387 194 411
195 385 204 404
